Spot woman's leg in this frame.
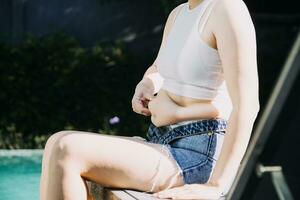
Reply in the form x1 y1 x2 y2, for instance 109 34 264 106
40 131 184 200
40 131 78 200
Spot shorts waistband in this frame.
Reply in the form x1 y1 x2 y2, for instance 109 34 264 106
148 118 228 144
161 118 227 132
169 119 203 128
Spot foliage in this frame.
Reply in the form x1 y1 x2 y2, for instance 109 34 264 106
0 32 150 149
96 0 185 16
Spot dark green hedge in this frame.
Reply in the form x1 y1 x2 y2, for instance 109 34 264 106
0 33 150 149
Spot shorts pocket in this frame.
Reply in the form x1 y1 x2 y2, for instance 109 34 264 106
167 134 215 184
182 157 214 184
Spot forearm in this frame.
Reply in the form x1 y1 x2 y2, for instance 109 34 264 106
209 105 259 192
142 64 158 78
141 64 164 94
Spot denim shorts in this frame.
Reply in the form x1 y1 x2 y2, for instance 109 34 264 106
145 118 228 186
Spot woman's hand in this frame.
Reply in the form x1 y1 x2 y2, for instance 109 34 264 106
152 183 223 200
131 78 155 116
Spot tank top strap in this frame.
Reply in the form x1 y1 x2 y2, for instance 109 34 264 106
197 0 219 34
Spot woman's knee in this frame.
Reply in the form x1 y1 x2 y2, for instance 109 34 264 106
42 131 88 177
45 130 73 147
51 132 87 161
44 131 76 157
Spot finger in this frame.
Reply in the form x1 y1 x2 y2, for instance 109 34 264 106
153 187 191 199
132 98 145 110
155 184 188 195
155 192 185 200
132 100 151 116
143 92 154 101
153 188 177 198
140 108 151 116
133 97 150 110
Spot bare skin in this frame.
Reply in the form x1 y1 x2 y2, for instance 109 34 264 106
133 0 222 127
40 1 220 200
40 0 260 199
40 131 186 200
152 0 260 199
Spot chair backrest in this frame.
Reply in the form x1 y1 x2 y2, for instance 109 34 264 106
227 30 300 200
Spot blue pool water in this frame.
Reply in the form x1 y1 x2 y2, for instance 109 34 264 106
0 150 43 200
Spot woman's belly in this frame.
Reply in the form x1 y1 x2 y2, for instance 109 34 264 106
147 89 221 127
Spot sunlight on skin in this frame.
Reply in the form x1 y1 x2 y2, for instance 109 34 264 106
148 0 260 199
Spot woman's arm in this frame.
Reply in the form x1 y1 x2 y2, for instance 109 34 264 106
153 0 260 199
142 4 183 94
209 0 260 190
131 5 184 116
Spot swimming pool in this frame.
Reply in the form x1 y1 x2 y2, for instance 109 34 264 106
0 150 43 200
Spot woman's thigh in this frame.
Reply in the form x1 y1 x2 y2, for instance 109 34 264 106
49 131 185 193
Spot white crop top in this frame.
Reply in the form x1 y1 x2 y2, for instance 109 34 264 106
153 0 233 119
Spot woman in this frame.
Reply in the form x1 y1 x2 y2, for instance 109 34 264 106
40 0 260 199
